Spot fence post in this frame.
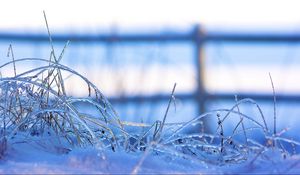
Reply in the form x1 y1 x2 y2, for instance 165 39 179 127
194 25 212 132
194 25 206 115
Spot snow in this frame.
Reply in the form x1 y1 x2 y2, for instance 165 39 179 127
0 142 199 174
1 140 300 174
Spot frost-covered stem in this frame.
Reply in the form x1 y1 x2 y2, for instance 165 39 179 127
269 73 277 137
217 112 224 153
131 142 153 175
43 11 66 96
155 83 176 141
235 95 248 145
161 83 176 131
7 45 24 116
43 11 56 61
7 44 16 76
220 98 269 133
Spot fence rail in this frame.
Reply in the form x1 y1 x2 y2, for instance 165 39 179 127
3 31 300 43
1 25 300 115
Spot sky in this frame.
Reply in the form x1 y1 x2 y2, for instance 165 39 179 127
1 0 300 32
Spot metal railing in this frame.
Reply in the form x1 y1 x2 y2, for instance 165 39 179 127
1 25 300 116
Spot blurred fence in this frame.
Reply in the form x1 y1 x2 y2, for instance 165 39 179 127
1 25 300 123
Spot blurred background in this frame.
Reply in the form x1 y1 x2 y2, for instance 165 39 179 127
1 0 300 136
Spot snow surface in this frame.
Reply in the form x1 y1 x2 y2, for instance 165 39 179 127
1 142 300 174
